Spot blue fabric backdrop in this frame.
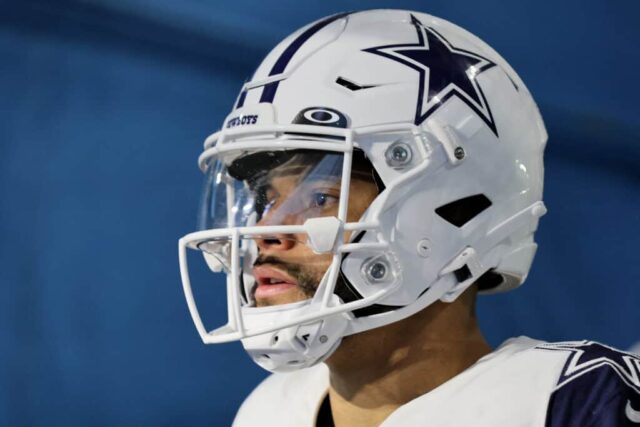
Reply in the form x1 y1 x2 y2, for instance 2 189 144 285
1 0 638 425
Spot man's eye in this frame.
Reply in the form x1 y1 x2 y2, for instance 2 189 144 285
253 185 278 217
312 192 337 207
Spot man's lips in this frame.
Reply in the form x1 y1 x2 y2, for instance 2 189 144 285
252 265 299 299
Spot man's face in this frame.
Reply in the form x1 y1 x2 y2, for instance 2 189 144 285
249 153 379 307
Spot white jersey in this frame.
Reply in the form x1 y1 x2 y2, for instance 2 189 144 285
233 336 640 426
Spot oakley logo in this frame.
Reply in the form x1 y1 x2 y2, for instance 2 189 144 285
292 107 348 129
304 108 340 124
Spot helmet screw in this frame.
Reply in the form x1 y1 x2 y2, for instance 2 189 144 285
367 262 387 281
392 146 409 162
385 141 413 168
417 239 431 258
454 146 465 160
319 335 328 344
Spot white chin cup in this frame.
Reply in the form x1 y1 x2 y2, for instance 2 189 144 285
240 296 350 372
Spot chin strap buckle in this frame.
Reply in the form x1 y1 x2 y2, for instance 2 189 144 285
430 121 467 165
439 247 484 302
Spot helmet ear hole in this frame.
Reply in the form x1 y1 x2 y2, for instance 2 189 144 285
435 194 492 227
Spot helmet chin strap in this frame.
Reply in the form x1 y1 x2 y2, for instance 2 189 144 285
439 247 484 303
238 216 353 372
240 294 350 373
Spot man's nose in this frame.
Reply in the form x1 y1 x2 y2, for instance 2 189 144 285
255 234 295 252
255 205 299 252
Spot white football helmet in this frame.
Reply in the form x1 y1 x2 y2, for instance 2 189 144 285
178 9 547 372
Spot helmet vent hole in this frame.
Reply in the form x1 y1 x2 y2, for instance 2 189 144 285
335 76 376 91
435 194 492 227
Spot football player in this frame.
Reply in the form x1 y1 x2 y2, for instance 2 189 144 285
178 9 640 426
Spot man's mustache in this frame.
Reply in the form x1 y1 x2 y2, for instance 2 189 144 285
253 255 294 269
253 255 316 295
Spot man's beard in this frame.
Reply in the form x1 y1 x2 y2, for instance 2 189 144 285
251 254 362 306
253 255 320 298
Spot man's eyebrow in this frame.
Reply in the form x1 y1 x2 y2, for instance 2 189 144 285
270 167 341 181
268 165 312 177
268 170 374 187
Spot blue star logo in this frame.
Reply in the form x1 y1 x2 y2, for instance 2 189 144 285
537 341 640 393
363 14 498 135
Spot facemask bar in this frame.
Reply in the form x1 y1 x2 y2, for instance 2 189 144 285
179 222 388 343
180 122 434 344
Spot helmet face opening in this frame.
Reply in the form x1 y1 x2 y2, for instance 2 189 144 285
182 144 389 347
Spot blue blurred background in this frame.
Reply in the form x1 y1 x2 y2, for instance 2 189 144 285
1 0 638 425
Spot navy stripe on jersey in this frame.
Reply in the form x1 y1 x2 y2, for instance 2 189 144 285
259 12 351 103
